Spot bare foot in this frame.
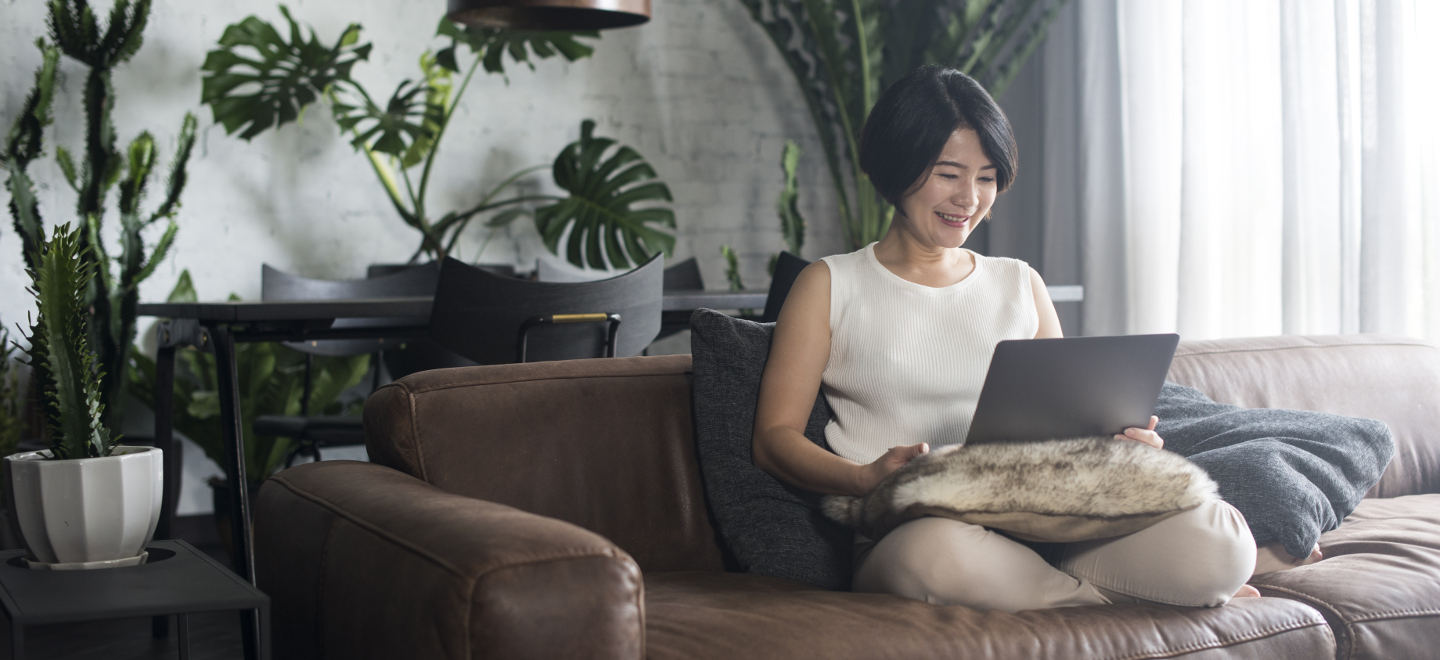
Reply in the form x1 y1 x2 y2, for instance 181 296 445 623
1253 543 1323 577
1234 585 1261 599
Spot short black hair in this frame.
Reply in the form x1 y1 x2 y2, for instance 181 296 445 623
858 65 1018 206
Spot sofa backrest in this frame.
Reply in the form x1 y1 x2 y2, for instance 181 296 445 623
1166 334 1440 498
363 334 1440 575
364 355 727 574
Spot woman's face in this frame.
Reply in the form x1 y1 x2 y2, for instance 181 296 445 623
895 127 997 249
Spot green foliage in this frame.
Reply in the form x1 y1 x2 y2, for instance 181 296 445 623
128 272 371 486
435 20 597 76
737 0 1068 249
777 139 805 256
720 245 756 316
0 327 27 463
533 120 677 270
201 7 664 268
200 6 371 140
20 224 117 460
3 2 197 435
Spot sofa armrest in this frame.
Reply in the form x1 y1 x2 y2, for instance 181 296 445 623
254 460 644 660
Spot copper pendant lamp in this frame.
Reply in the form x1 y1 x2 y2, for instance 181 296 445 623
447 0 650 30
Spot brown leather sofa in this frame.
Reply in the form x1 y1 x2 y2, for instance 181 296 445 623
255 334 1440 659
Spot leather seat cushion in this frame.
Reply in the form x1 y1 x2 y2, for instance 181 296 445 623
644 572 1333 659
1250 494 1440 660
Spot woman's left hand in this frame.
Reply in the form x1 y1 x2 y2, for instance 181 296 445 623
1115 415 1164 449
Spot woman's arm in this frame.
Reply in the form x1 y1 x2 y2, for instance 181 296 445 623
752 262 927 496
1029 266 1063 339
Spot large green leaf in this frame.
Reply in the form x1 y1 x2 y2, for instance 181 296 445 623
200 6 371 140
534 120 675 270
332 79 444 157
435 19 598 75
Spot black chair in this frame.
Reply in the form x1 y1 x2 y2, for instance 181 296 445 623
655 257 705 342
662 257 704 291
761 251 811 323
253 263 439 466
430 254 664 364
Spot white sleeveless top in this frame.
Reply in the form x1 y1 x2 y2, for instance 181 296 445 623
819 243 1039 464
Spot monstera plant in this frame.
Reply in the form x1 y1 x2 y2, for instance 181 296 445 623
201 5 674 269
739 0 1069 249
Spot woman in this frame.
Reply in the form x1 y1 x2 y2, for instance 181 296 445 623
752 66 1267 612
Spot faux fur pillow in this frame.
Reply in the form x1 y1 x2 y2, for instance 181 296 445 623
823 437 1218 543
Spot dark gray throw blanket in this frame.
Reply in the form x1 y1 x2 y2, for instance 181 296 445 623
1156 382 1395 558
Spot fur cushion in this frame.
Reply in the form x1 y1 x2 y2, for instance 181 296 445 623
823 437 1218 543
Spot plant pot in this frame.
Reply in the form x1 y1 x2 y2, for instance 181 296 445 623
2 446 163 566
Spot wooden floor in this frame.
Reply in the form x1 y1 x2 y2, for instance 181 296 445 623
1 516 249 660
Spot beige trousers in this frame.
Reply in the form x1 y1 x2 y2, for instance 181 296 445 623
851 499 1256 612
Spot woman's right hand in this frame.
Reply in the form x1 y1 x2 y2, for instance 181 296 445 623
856 443 930 494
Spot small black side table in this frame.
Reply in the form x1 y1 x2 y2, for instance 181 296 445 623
0 540 269 660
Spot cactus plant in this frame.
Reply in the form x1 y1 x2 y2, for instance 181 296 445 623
3 0 197 432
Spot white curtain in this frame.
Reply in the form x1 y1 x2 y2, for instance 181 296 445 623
1057 0 1440 340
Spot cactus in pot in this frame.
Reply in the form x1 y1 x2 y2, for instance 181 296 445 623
3 224 163 569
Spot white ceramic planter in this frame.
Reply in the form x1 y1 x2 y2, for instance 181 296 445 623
3 446 163 567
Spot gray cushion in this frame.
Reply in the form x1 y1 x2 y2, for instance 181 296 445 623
689 309 852 590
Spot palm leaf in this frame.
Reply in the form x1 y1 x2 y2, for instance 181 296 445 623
435 19 598 75
332 79 444 157
534 120 675 270
200 6 371 140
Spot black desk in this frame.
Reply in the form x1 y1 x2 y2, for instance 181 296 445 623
0 540 269 660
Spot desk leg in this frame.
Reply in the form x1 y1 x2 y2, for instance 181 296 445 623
177 614 190 660
209 326 263 660
259 603 271 660
209 325 254 583
153 344 179 541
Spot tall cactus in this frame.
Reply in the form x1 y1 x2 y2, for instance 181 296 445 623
3 0 197 432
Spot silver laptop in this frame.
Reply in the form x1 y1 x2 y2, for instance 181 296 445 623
963 334 1180 444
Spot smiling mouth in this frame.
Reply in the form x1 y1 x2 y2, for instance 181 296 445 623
936 211 969 228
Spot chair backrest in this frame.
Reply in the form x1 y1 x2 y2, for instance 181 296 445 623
761 251 811 323
430 254 664 365
367 262 513 279
261 263 439 356
662 257 704 292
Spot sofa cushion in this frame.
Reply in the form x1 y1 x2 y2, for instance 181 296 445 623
689 309 852 590
643 571 1335 659
1250 494 1440 660
1166 334 1440 498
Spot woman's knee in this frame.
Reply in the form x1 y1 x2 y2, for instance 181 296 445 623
854 517 1103 612
1062 499 1256 607
1157 500 1257 604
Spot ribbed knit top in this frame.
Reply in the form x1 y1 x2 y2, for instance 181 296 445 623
819 243 1039 464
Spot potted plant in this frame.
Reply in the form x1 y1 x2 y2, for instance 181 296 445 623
4 224 163 569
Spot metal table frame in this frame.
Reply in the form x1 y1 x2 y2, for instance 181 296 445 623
0 540 269 660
